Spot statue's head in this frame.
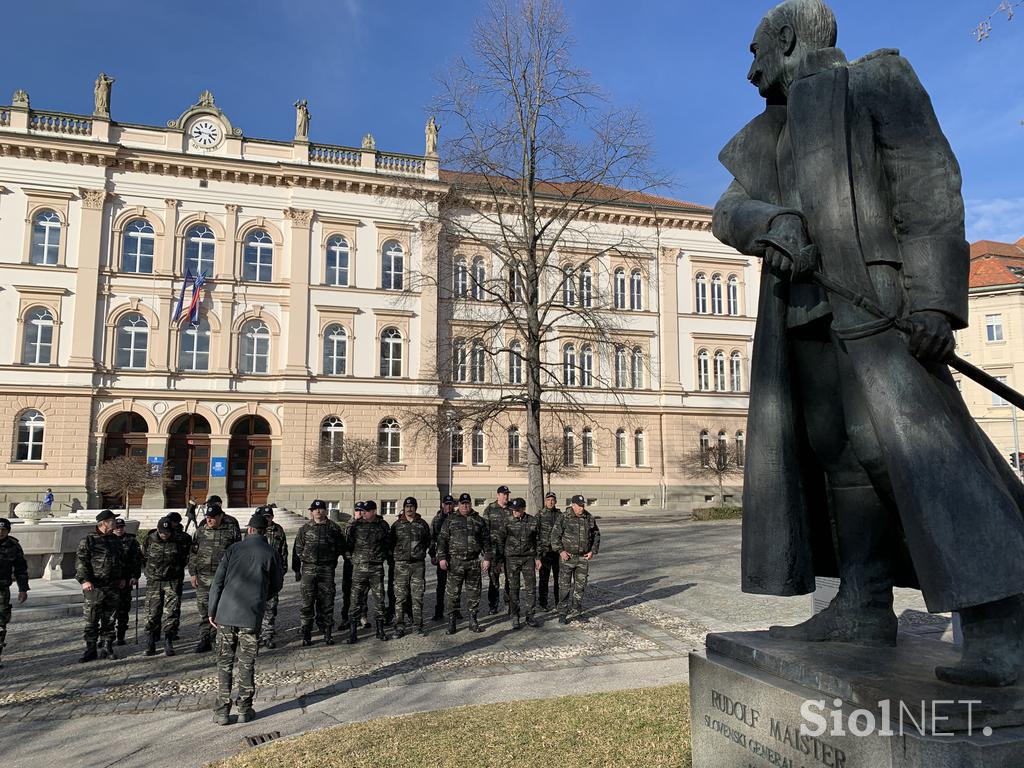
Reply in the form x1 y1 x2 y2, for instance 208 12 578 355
748 0 836 102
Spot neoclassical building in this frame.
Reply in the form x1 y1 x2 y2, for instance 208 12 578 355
0 82 754 513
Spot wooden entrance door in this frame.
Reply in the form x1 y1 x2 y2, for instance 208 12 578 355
165 436 211 507
101 412 149 508
227 415 272 507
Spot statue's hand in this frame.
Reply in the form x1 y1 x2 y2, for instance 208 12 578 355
908 311 955 362
762 214 812 278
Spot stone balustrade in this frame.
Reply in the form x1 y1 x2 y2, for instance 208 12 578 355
376 151 426 176
308 143 361 167
28 110 93 136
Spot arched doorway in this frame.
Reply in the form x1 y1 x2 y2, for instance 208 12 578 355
228 415 272 507
165 413 212 507
102 412 149 508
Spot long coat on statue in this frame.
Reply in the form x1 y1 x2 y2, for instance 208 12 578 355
712 46 1024 613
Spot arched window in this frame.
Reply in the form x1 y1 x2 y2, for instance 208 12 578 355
630 269 643 311
697 349 710 391
631 346 644 389
615 428 627 467
562 266 576 306
30 210 61 266
695 273 708 314
472 257 486 300
718 430 728 450
563 427 576 467
15 409 45 462
382 240 404 290
714 350 726 391
699 429 710 466
122 219 155 274
508 340 523 385
471 341 487 383
634 429 646 467
582 427 594 467
727 274 739 315
239 320 270 374
380 327 402 377
613 268 627 309
320 416 345 461
580 345 594 387
243 229 274 282
325 235 350 287
22 307 54 365
579 267 593 308
730 351 743 392
453 338 468 383
378 418 401 463
323 324 348 376
179 317 211 372
735 431 745 467
509 268 524 302
451 424 464 464
472 424 485 465
615 346 628 388
184 224 216 276
563 344 577 386
116 313 149 369
711 274 724 314
507 426 521 465
454 256 469 297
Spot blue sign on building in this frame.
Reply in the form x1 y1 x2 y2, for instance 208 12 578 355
211 457 227 477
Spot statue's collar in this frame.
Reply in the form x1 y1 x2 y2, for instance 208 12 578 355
794 47 848 80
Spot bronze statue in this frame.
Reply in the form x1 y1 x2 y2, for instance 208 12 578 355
714 0 1024 687
94 73 114 118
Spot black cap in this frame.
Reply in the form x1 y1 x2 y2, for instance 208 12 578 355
205 504 224 517
509 497 526 510
167 511 183 523
571 494 586 506
0 518 11 531
363 500 378 511
96 509 116 523
157 517 173 533
256 505 275 517
442 494 455 504
309 499 328 511
207 495 223 505
544 492 557 500
403 496 418 509
247 513 269 530
113 518 126 528
458 493 472 503
354 501 366 511
497 485 510 494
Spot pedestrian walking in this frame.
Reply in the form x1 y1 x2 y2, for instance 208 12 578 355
184 497 199 533
76 510 125 662
43 488 54 512
553 494 600 624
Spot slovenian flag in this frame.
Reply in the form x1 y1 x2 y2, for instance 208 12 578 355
172 270 190 324
187 272 206 324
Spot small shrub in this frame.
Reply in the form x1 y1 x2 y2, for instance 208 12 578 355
692 506 742 521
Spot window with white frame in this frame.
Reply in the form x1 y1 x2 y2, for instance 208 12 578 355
730 351 743 391
30 210 61 266
116 313 149 369
451 425 465 464
615 428 627 467
22 307 54 365
471 341 487 383
727 275 739 315
507 426 521 465
634 429 646 467
382 240 404 290
631 346 644 389
615 346 628 387
580 267 593 308
122 219 155 274
563 344 577 386
323 324 348 376
453 338 468 383
630 269 643 310
993 375 1010 407
325 235 350 287
472 257 486 300
454 256 469 297
179 317 211 372
380 327 403 377
580 345 594 387
582 428 594 467
243 229 274 282
613 268 627 309
184 224 216 276
472 425 485 465
15 409 45 461
714 350 726 391
562 266 576 306
563 427 576 466
699 430 710 466
320 416 345 461
509 268 524 302
508 340 523 385
695 273 708 314
697 349 710 391
986 314 1004 342
711 274 724 314
239 320 270 374
735 431 745 467
378 418 401 463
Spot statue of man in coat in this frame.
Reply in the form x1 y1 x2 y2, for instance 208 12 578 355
714 0 1024 687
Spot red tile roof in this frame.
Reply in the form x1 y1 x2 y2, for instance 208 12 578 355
970 237 1024 289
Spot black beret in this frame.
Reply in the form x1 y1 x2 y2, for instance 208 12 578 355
247 513 269 530
96 509 116 523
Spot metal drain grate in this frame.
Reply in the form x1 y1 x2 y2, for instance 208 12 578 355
243 731 281 748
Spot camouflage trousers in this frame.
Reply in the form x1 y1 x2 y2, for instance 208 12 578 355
260 594 279 642
215 625 259 715
506 556 537 617
487 563 509 611
538 551 560 608
145 578 183 639
433 563 447 618
340 558 353 621
115 583 134 635
393 560 426 628
352 563 386 622
83 584 119 644
445 558 482 616
0 584 10 649
195 575 216 642
557 555 590 617
299 563 337 632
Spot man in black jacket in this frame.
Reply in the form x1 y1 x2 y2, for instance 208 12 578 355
0 518 29 668
429 495 455 621
75 509 125 662
346 500 392 643
552 494 600 624
208 513 284 725
536 492 563 611
255 505 288 648
112 517 143 646
142 517 189 657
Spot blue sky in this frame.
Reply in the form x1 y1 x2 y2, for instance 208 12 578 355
3 1 1020 242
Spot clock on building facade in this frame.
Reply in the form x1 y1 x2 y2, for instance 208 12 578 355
188 118 223 151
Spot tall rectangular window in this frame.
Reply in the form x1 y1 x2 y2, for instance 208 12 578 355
993 375 1009 407
987 314 1004 342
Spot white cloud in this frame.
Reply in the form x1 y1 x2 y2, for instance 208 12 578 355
965 197 1024 244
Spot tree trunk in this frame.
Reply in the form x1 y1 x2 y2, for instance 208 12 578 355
351 474 358 512
718 475 725 505
123 486 131 519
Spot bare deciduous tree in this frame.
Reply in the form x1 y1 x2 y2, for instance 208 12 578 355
682 438 744 505
307 437 400 509
538 432 580 491
95 456 167 519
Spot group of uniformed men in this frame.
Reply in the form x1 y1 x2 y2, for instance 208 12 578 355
0 485 601 666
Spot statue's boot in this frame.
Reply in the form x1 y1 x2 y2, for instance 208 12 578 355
769 486 898 646
936 595 1024 687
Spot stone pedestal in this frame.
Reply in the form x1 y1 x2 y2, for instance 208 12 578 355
689 631 1024 767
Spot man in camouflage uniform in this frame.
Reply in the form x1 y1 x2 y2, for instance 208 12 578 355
338 502 362 630
536 492 563 610
291 499 345 646
346 500 392 643
437 492 492 634
429 494 455 621
142 516 189 656
390 496 432 637
482 485 511 614
112 517 143 646
255 505 288 648
188 503 241 652
0 518 29 668
500 498 541 629
553 494 601 624
76 509 126 662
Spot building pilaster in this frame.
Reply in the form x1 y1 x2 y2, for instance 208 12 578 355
283 208 313 377
68 188 107 368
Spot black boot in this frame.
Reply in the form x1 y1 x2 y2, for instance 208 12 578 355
346 621 358 645
145 633 158 656
103 639 117 660
339 615 350 630
446 615 457 635
301 627 312 646
324 628 335 646
375 620 389 641
393 624 406 639
80 642 98 663
469 611 483 633
936 595 1024 686
526 614 539 628
417 624 427 637
195 636 212 653
511 613 521 630
116 627 127 646
164 636 176 657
